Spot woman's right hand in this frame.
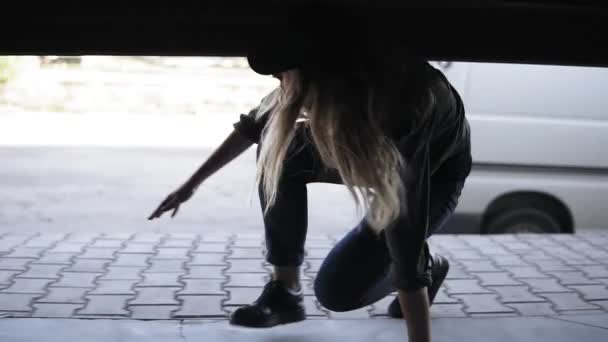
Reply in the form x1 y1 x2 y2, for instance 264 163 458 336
148 183 196 220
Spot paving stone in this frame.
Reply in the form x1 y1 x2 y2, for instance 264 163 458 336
445 265 475 280
131 233 165 243
444 249 487 260
66 259 109 273
546 271 601 285
302 280 315 296
519 278 574 293
541 247 584 259
48 243 86 253
52 272 101 287
1 232 37 238
0 279 53 294
305 241 335 249
225 273 267 287
77 295 130 316
490 235 523 243
225 288 259 305
32 303 83 317
575 265 608 278
459 260 501 272
487 286 547 303
22 239 59 248
193 243 227 253
138 273 181 287
99 266 144 280
473 272 522 286
501 242 535 252
5 248 45 258
174 295 227 317
146 260 185 273
519 250 555 261
303 296 329 317
168 233 199 240
0 311 31 317
64 233 100 243
591 300 608 311
228 248 264 259
430 303 468 317
327 307 372 319
89 280 137 295
226 259 267 273
232 240 262 248
558 309 607 315
531 260 576 272
33 253 75 265
234 233 263 240
469 312 521 318
579 249 608 259
490 256 531 266
189 254 226 265
452 294 516 314
305 249 331 259
444 279 492 294
37 287 89 304
16 265 64 279
130 287 180 305
0 239 24 253
160 239 194 248
111 254 150 267
539 293 601 311
562 258 599 266
201 233 232 243
179 279 224 295
0 293 39 311
568 285 608 301
129 305 178 319
154 248 190 259
306 259 325 273
101 233 133 240
596 278 608 287
504 266 550 278
78 248 118 259
90 239 124 248
506 302 557 316
433 288 460 304
120 243 157 254
0 270 19 285
0 258 33 270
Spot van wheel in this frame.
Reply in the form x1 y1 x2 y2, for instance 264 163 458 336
485 207 562 234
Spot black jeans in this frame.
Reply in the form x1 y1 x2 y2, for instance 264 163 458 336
257 126 465 312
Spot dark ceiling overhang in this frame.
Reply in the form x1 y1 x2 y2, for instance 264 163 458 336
3 0 608 67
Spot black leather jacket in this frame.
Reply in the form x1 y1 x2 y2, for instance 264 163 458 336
234 59 471 292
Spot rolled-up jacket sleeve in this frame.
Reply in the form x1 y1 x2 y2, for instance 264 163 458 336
233 88 278 144
384 113 435 292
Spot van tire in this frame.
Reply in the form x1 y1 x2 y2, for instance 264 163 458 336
485 207 562 234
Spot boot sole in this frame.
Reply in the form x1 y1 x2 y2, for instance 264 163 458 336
229 307 306 328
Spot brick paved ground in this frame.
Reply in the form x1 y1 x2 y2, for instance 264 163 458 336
1 231 608 320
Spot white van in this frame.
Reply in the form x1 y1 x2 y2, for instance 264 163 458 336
431 61 608 234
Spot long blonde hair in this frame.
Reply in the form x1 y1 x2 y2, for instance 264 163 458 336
255 51 421 233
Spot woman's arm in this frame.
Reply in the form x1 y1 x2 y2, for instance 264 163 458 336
184 129 254 189
398 288 431 342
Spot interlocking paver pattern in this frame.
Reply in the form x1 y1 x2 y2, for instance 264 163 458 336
0 232 607 320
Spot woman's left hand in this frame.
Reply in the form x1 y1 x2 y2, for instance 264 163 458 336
148 183 195 220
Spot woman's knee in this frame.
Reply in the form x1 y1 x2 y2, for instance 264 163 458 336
313 263 354 312
314 277 349 312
